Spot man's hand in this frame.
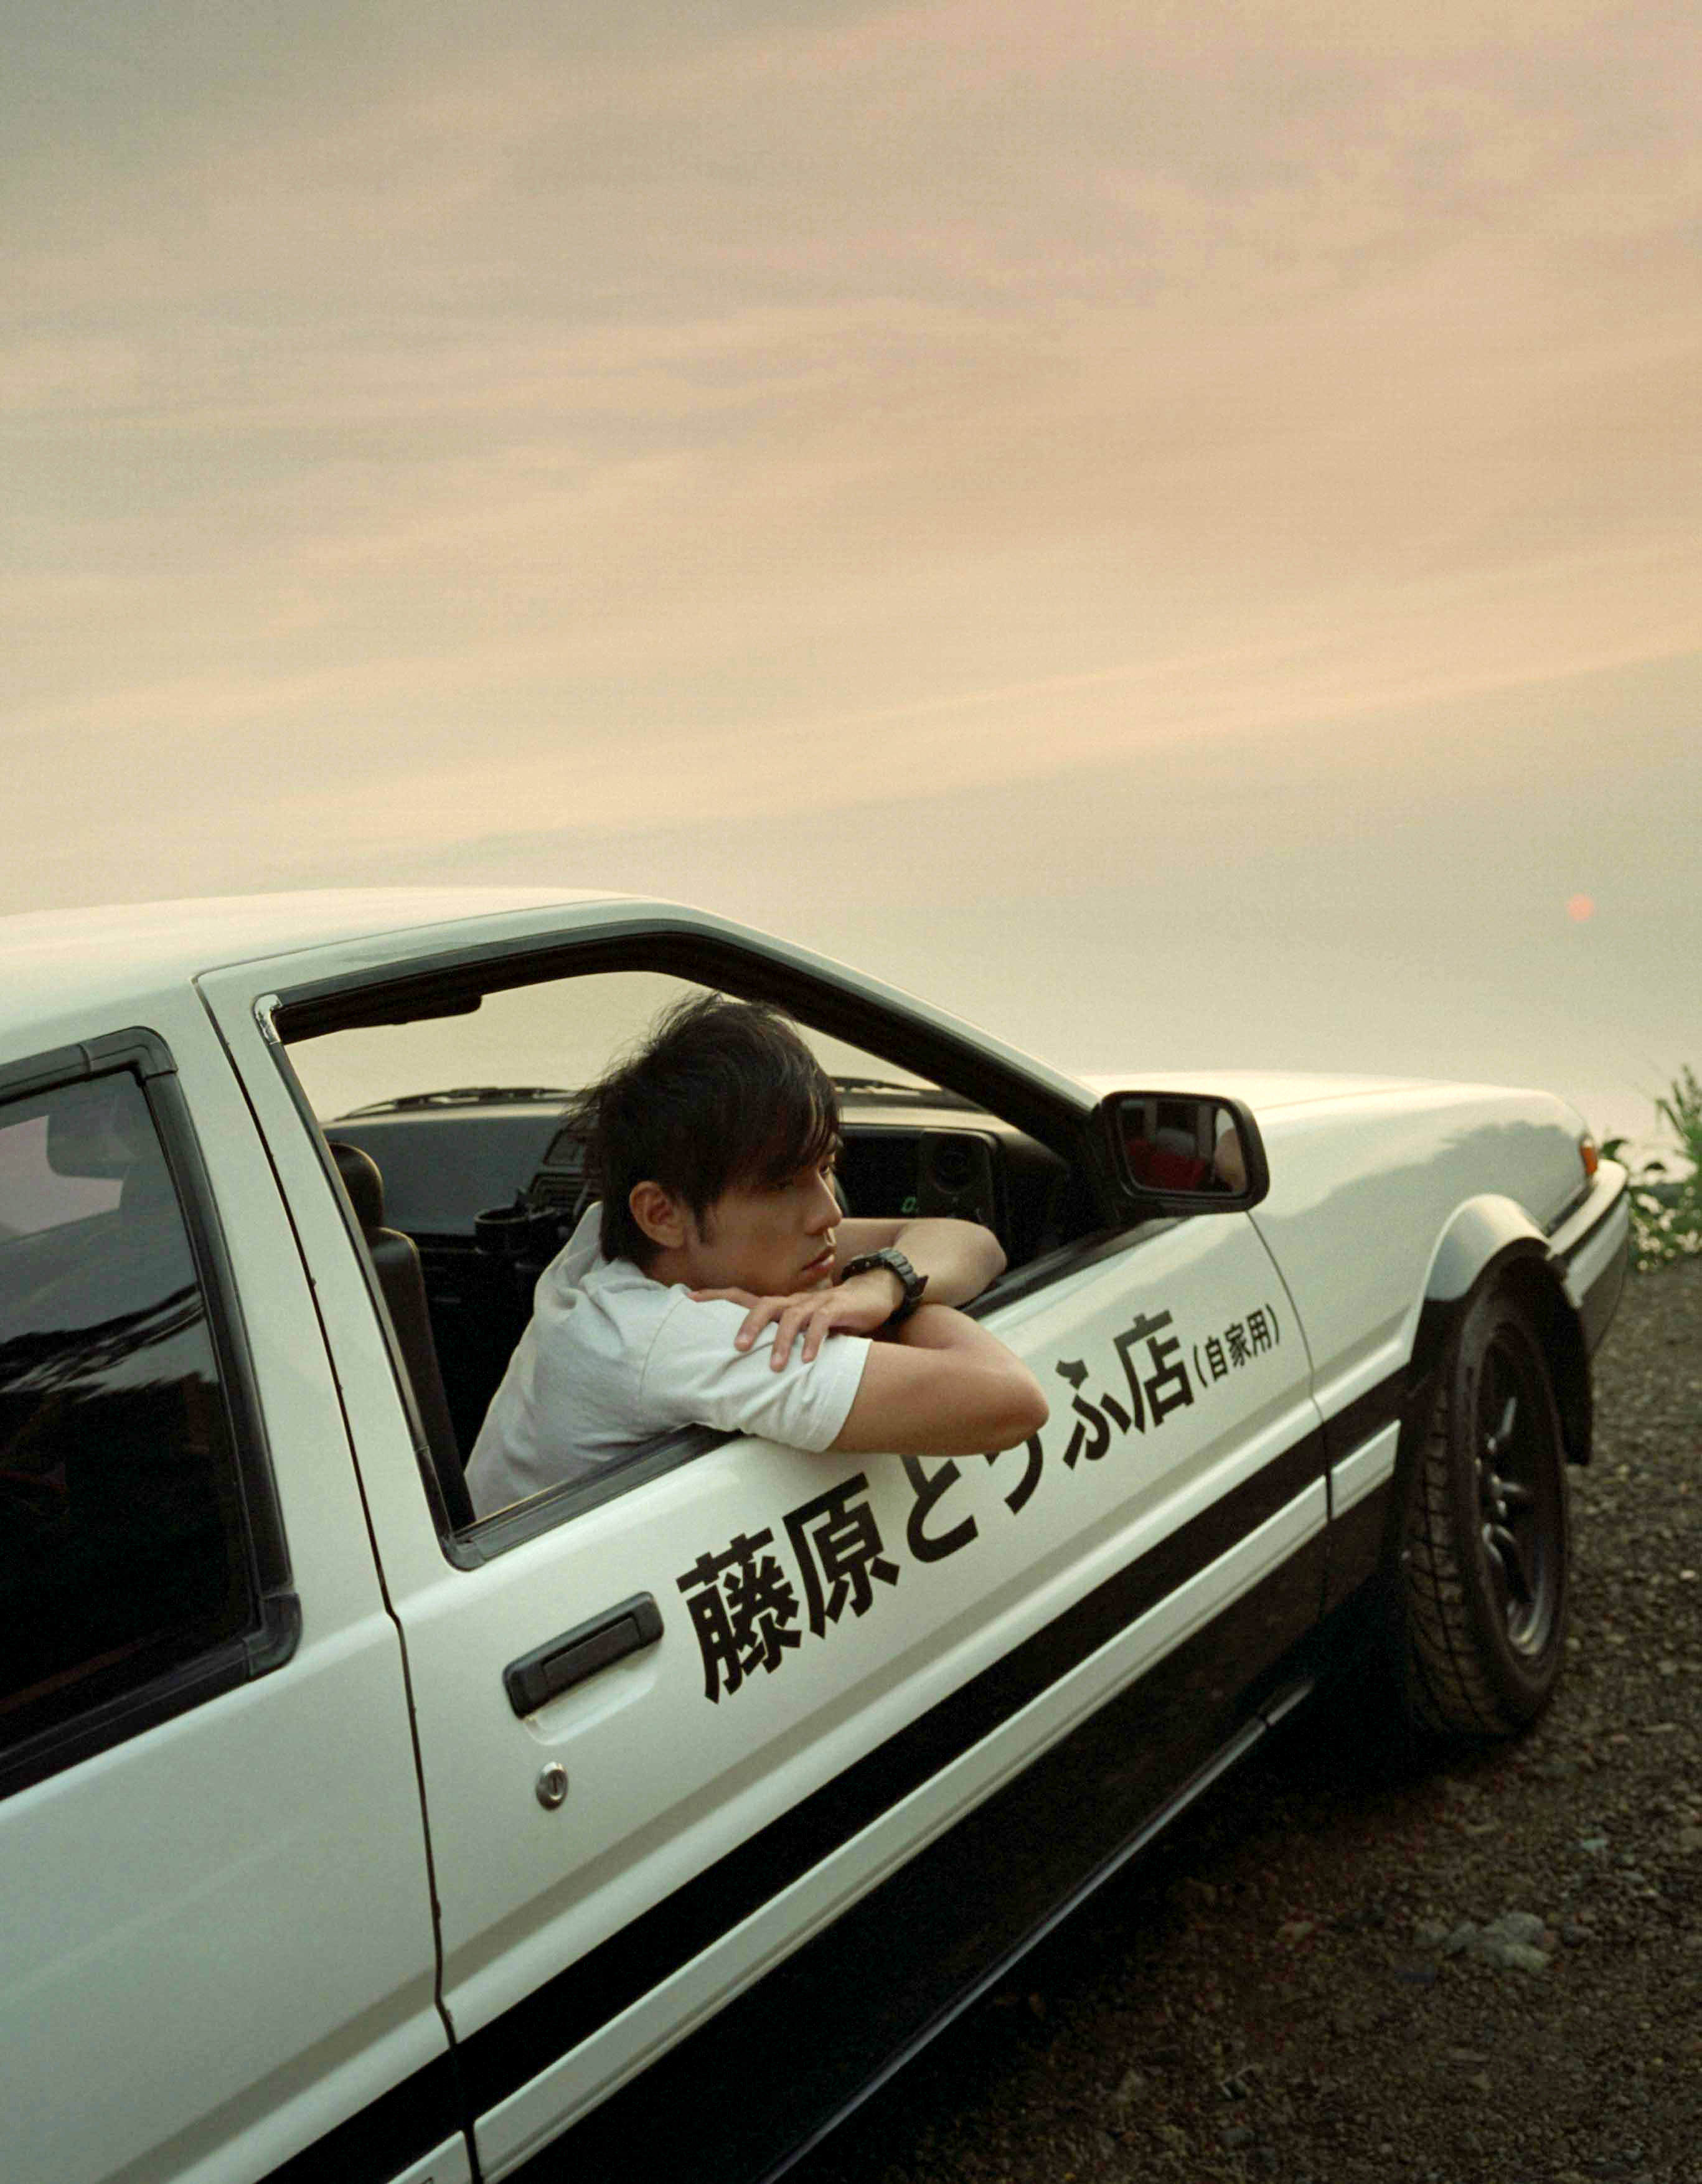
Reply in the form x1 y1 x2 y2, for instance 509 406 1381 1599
688 1267 905 1368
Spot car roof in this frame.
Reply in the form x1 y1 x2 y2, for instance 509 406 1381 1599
0 888 624 1020
2 887 1101 1132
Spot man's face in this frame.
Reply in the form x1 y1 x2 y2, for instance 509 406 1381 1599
680 1157 841 1296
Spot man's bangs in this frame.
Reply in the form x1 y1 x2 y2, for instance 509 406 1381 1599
744 1083 840 1193
588 992 843 1258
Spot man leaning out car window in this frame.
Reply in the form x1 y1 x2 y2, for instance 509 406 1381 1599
464 997 1048 1518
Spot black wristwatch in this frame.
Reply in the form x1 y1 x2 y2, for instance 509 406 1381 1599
837 1247 928 1324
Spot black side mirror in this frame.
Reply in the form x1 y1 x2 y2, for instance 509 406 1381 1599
1101 1091 1270 1215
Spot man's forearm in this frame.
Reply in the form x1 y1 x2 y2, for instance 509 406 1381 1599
851 1217 1005 1308
890 1299 1015 1358
711 1218 1009 1371
829 1301 1049 1454
901 1217 1004 1305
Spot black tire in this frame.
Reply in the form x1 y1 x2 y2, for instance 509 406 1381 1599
1396 1280 1571 1736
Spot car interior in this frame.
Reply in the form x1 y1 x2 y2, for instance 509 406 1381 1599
282 965 1092 1528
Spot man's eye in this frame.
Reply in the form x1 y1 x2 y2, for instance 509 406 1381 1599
777 1158 836 1193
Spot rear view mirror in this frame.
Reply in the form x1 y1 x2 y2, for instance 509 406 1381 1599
1102 1092 1269 1215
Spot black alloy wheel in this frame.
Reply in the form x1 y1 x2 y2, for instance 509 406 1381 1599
1396 1281 1571 1737
1472 1309 1566 1657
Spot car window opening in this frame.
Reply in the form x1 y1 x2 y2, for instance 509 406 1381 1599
283 966 1087 1535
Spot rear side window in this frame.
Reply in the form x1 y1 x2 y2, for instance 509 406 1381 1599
0 1070 256 1767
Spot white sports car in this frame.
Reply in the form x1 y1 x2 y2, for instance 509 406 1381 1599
0 890 1629 2184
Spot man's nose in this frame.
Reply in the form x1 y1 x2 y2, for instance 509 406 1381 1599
809 1174 840 1228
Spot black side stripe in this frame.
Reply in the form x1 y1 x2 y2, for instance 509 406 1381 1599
261 2049 463 2184
539 1557 1323 2184
1310 1365 1409 1610
458 1424 1326 2116
1319 1367 1407 1471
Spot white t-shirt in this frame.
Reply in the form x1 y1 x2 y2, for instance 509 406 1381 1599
465 1205 872 1518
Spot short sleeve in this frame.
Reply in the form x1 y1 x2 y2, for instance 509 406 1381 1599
639 1296 870 1452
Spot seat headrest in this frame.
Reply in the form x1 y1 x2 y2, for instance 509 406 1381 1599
329 1141 385 1231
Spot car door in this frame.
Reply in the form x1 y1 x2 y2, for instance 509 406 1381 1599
209 1038 1320 2177
439 1221 1327 2184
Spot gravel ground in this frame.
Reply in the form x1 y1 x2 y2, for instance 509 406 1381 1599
793 1258 1702 2184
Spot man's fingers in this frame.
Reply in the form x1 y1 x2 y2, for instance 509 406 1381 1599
689 1284 845 1362
734 1297 786 1351
776 1295 855 1368
768 1303 805 1368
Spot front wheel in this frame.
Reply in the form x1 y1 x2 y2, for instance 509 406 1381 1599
1394 1281 1571 1736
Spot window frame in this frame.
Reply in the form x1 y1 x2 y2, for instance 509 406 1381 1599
263 916 1133 1563
0 1030 299 1799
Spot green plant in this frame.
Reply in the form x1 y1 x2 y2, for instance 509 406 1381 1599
1602 1065 1702 1271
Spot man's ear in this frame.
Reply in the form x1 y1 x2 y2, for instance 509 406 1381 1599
629 1180 689 1251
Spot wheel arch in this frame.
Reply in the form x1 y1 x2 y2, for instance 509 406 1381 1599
1410 1197 1593 1468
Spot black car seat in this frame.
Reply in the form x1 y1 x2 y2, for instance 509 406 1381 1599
328 1141 473 1530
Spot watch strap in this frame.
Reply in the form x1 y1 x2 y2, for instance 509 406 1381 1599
837 1247 928 1323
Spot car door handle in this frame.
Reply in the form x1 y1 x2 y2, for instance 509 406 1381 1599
504 1594 664 1716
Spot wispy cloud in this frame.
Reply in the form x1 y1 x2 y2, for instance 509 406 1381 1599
2 0 1697 909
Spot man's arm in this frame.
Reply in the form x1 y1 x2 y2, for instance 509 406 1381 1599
692 1216 1006 1368
827 1304 1047 1456
831 1215 1005 1308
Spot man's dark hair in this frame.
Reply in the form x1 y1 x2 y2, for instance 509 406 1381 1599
573 994 840 1267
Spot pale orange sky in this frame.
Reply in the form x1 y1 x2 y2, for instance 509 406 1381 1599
4 0 1698 1148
